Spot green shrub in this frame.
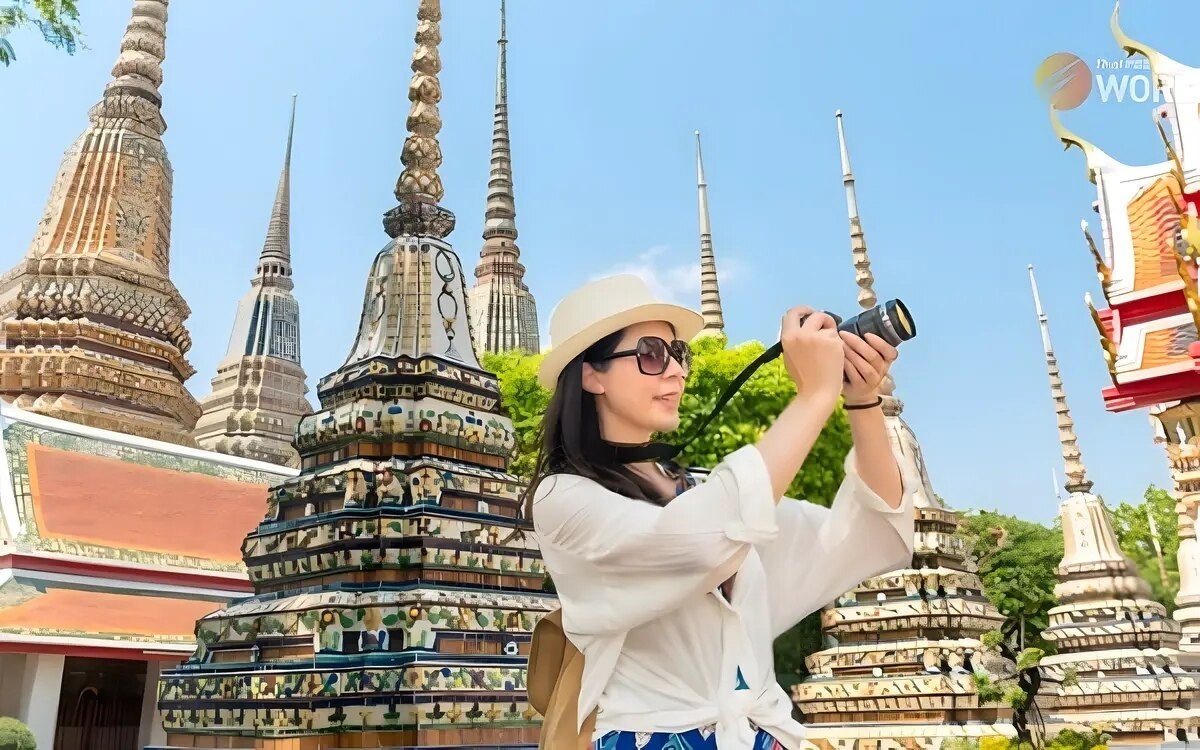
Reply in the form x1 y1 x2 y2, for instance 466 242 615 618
0 717 36 750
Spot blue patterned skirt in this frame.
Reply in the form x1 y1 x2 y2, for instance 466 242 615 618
594 726 784 749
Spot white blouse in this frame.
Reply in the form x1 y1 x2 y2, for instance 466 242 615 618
531 444 918 750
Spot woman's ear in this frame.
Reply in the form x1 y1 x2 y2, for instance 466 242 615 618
581 362 605 395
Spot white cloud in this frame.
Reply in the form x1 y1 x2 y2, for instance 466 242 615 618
591 246 744 306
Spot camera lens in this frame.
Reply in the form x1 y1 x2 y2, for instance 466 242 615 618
838 299 915 347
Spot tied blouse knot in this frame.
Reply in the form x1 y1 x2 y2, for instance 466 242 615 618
531 444 920 750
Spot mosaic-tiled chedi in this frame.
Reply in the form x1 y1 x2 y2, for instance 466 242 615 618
155 2 554 747
1028 265 1200 742
0 0 201 447
1049 5 1200 656
467 0 540 358
192 97 312 468
791 112 1015 750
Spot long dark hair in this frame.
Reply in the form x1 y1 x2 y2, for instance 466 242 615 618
523 328 669 520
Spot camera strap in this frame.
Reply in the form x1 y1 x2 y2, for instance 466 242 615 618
607 340 785 464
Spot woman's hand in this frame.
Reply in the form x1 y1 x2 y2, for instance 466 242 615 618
781 306 844 404
840 331 898 404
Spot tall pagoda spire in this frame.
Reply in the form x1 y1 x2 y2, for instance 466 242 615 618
792 112 1013 748
1028 265 1092 493
1025 268 1200 738
192 97 311 468
836 110 897 405
161 2 553 745
468 0 540 358
693 130 726 338
0 0 201 446
257 94 296 274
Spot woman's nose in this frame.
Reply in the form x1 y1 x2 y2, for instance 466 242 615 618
663 355 687 379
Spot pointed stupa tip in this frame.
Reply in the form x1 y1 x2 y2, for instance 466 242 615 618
384 0 453 238
836 110 859 223
99 0 169 133
695 130 707 186
1029 263 1093 494
258 96 297 269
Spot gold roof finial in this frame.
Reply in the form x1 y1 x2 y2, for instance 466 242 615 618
383 0 454 239
1030 265 1093 494
1085 291 1119 383
1049 108 1103 185
1080 219 1112 290
1111 1 1165 83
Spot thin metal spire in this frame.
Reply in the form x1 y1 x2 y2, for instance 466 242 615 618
1029 264 1093 493
695 130 725 336
836 110 876 311
258 95 296 273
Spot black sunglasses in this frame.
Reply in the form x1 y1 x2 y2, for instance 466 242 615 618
590 336 692 376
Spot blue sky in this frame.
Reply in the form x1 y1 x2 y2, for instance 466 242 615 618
1 1 1195 525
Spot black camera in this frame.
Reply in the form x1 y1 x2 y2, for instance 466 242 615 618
804 299 916 347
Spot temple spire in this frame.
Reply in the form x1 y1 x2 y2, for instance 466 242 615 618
836 111 894 401
0 0 201 445
97 0 168 135
257 94 296 276
695 130 726 337
836 110 877 311
192 99 310 467
1029 264 1093 494
382 0 452 239
468 0 539 357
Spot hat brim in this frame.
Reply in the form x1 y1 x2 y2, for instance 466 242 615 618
537 303 706 390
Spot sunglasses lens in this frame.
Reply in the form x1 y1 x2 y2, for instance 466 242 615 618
636 337 669 375
671 340 692 373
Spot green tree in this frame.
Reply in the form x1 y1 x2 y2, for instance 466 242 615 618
955 510 1063 652
1109 485 1179 611
0 1 82 67
481 349 550 478
0 716 36 750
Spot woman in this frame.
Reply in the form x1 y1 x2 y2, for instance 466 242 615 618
528 274 917 750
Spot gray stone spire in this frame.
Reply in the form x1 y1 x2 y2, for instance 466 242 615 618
1028 264 1092 494
468 0 540 357
694 130 726 338
192 99 311 467
256 94 296 276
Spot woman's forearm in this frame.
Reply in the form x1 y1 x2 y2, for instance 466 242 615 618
756 390 840 500
846 405 904 508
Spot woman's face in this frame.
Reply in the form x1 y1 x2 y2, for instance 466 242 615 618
582 320 689 442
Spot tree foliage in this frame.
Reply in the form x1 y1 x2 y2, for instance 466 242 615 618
1108 485 1179 611
0 716 36 750
0 0 82 67
955 510 1064 652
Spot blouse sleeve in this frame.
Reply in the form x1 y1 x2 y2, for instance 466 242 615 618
532 444 778 638
756 446 917 639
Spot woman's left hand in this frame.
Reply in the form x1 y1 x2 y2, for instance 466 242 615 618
840 332 898 404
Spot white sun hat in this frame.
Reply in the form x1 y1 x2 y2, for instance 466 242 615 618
537 274 705 390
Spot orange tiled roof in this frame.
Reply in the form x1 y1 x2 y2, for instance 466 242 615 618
1128 176 1183 293
27 443 267 564
0 583 220 643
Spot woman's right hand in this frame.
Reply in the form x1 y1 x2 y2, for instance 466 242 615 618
781 306 845 403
